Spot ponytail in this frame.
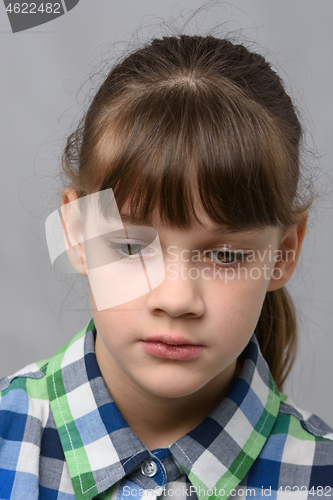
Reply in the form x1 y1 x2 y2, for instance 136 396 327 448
256 287 297 392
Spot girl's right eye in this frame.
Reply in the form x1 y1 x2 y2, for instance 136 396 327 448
108 241 153 260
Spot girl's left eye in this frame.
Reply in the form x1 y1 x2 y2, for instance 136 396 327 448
205 250 246 267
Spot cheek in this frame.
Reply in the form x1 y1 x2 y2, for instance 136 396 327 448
205 273 269 336
89 285 144 347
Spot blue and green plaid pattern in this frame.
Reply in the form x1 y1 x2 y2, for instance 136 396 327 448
1 318 333 500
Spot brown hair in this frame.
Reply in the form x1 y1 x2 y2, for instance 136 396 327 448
62 34 315 391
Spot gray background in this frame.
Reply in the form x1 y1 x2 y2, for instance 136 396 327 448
1 1 332 425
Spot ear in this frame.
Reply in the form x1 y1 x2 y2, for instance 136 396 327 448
267 212 308 292
61 188 88 276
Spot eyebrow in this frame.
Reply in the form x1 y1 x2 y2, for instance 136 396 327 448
119 213 265 237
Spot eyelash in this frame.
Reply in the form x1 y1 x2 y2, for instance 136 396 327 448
108 241 153 260
108 241 248 268
204 250 247 268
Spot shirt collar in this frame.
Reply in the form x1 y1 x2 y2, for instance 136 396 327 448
46 319 281 500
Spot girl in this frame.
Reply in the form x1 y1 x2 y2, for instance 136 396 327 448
1 33 332 500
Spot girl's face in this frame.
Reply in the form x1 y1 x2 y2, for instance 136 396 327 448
87 201 286 400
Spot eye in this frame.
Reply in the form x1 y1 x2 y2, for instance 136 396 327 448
117 242 144 256
205 249 246 267
108 241 153 260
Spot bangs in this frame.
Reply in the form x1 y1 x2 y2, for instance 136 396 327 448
84 79 300 230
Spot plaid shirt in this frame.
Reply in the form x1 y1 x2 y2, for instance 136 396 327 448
1 319 333 500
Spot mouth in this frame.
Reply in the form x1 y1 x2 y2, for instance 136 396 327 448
140 334 204 360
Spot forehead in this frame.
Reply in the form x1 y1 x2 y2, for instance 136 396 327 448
84 194 279 245
119 207 276 244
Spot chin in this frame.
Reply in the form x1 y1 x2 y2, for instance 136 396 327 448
140 379 205 399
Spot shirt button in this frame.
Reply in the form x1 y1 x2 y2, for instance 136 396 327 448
141 460 159 477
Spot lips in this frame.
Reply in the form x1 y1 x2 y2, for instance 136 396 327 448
144 333 198 346
140 333 204 360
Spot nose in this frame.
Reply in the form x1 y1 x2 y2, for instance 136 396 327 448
146 258 205 318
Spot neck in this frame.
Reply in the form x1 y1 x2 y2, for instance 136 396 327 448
95 336 241 450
